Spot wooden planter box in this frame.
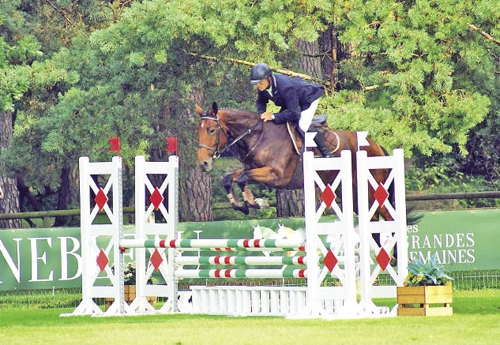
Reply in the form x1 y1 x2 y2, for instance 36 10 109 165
124 284 136 303
397 285 453 316
105 285 156 311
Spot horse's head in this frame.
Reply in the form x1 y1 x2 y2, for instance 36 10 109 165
196 102 229 172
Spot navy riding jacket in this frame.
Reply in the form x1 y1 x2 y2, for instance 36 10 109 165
255 74 324 124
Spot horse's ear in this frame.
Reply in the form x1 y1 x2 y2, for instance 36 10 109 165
211 102 218 115
195 104 204 117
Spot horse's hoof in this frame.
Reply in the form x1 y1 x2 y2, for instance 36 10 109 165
235 207 250 215
246 201 261 210
232 205 249 215
231 203 250 215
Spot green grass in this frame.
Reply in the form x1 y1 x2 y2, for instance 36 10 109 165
0 289 83 310
0 290 498 345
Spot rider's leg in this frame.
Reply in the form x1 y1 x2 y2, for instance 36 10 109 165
299 100 332 158
309 126 333 158
298 99 318 132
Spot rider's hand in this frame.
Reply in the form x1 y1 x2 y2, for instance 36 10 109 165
260 112 275 122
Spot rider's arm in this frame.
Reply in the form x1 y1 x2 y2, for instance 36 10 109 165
273 80 301 124
255 91 269 114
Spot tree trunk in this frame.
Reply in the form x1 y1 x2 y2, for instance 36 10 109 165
178 88 213 222
275 189 304 218
179 164 212 222
296 40 323 79
320 24 351 93
53 162 80 227
157 88 212 222
0 110 21 229
17 177 41 228
320 25 337 93
274 40 326 218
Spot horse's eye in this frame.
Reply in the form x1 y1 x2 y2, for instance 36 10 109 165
208 128 216 135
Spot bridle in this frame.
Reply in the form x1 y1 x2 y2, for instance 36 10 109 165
198 113 261 159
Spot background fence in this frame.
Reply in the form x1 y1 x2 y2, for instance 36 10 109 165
1 191 500 226
1 208 499 292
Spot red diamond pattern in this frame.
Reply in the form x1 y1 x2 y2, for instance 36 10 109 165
373 182 389 206
149 187 164 210
376 247 391 271
96 249 109 272
150 249 163 270
321 185 336 209
94 188 108 211
323 249 338 272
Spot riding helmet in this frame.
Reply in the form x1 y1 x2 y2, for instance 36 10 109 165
250 63 272 84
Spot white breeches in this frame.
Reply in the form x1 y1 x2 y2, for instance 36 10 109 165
298 99 319 133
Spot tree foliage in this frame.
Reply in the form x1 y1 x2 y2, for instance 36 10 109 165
0 0 498 224
320 0 497 158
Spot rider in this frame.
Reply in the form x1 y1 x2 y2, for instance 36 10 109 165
250 62 333 158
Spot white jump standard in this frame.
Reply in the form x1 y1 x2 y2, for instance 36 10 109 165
66 135 408 319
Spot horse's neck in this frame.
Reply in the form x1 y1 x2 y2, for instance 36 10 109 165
222 112 261 139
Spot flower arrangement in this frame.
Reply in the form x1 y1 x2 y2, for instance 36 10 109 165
123 262 137 285
123 262 156 285
404 254 453 287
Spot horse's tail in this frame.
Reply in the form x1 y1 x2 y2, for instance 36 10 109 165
381 146 424 225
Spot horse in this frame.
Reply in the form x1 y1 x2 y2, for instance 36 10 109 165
196 101 401 262
196 101 394 214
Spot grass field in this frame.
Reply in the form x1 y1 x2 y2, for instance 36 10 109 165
0 290 499 345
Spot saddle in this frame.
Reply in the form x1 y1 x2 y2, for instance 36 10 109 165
286 115 338 155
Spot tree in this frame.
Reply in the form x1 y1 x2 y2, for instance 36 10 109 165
0 106 21 228
0 0 122 227
275 39 326 217
0 11 43 227
31 2 228 222
1 0 498 226
321 0 495 158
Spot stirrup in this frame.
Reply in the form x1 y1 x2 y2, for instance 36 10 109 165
318 145 333 158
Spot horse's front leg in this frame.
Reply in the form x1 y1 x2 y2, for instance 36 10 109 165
222 170 249 215
228 172 261 211
236 166 280 210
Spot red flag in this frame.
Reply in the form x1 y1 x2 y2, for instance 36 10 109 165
165 137 178 156
109 137 121 155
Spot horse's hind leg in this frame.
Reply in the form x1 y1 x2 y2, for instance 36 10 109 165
222 171 249 215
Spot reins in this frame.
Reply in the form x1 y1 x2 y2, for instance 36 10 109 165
199 113 263 159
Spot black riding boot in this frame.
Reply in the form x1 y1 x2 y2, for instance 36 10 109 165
312 130 333 158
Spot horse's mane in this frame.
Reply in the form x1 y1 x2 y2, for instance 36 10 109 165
217 108 262 128
215 108 264 161
219 108 260 118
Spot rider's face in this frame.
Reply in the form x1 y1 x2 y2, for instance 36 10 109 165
255 77 270 92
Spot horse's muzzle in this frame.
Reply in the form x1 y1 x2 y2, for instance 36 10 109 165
198 158 213 172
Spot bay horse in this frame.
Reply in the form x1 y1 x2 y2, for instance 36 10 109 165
196 102 395 220
196 102 403 263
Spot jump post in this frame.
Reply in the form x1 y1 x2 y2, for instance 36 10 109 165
65 136 408 319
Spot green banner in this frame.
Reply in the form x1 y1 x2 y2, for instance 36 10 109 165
407 209 500 271
0 228 82 291
0 209 498 291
